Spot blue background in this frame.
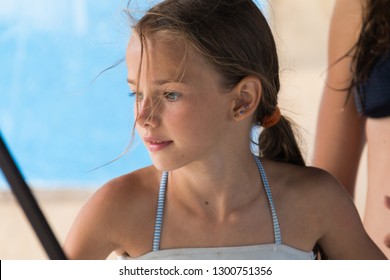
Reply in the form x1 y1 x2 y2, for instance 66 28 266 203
0 0 266 189
0 0 152 189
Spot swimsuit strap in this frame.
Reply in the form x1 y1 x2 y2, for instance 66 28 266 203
152 171 168 251
152 156 282 251
253 156 282 244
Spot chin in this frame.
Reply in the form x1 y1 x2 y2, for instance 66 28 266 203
150 155 183 172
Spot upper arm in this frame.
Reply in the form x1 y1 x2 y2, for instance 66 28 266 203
63 184 120 260
315 173 386 259
326 0 364 85
312 0 366 196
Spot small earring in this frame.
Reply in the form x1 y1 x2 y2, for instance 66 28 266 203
235 105 249 117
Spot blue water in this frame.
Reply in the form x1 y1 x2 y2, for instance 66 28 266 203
0 0 153 189
0 0 267 190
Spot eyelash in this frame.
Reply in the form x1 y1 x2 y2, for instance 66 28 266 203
128 91 181 102
128 91 143 102
163 91 181 102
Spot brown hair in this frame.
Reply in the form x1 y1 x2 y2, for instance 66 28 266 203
348 0 390 97
127 0 305 166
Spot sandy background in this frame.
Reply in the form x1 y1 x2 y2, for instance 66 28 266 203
1 0 369 260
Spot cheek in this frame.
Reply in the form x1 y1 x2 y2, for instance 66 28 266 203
176 105 223 138
164 105 200 135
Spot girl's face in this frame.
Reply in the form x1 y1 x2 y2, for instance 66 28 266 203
126 33 235 171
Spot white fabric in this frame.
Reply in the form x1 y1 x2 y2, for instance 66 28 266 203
119 244 315 260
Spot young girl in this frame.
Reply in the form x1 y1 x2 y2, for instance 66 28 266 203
64 0 386 260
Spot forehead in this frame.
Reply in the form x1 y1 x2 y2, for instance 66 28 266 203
126 31 222 86
126 32 190 83
127 31 188 59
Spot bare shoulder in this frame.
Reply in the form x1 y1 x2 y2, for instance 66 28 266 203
96 165 161 205
261 159 386 259
64 165 161 259
261 158 350 203
86 165 162 235
260 158 355 236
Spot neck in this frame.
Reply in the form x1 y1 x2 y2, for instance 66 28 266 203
167 151 262 221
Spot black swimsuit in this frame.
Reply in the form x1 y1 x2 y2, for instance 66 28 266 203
355 52 390 118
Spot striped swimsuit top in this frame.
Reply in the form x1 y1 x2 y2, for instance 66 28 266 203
120 156 315 260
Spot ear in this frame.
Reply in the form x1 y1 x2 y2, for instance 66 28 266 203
231 76 262 121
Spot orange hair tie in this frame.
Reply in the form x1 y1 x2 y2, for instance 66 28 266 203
261 107 281 128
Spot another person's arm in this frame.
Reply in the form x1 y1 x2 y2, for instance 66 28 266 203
313 0 366 197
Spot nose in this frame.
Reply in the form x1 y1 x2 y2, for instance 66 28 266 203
135 96 160 128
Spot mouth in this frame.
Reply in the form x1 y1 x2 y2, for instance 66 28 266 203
144 138 173 152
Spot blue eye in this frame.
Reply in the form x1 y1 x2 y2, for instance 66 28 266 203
128 91 143 102
164 91 181 102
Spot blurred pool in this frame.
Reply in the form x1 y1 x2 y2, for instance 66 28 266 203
0 0 267 189
0 0 152 189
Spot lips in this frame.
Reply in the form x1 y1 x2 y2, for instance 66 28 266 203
143 137 173 152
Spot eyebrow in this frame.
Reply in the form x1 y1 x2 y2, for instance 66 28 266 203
127 78 185 85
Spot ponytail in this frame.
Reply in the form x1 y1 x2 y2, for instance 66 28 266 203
258 115 305 166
